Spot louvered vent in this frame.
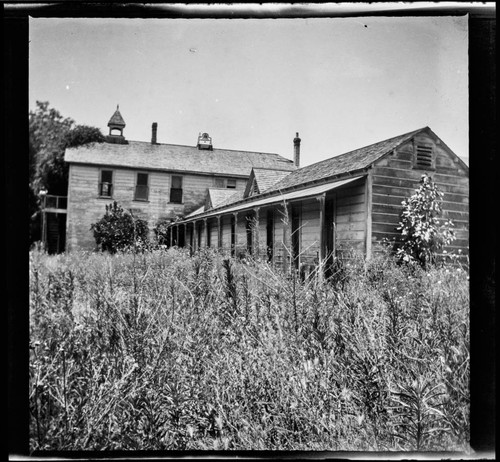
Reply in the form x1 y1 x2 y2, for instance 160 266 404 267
252 180 259 195
416 144 433 169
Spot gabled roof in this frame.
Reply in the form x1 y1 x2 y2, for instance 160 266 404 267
207 189 241 209
265 127 426 193
187 189 244 219
107 106 126 127
179 126 467 222
243 168 293 198
65 141 296 177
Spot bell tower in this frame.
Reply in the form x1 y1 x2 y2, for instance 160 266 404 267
106 105 128 144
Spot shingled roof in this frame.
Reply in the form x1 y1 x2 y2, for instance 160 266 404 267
265 127 426 193
253 168 292 193
65 141 296 177
107 106 126 127
178 127 440 221
207 189 242 209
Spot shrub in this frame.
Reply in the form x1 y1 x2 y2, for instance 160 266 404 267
90 202 149 253
396 174 455 268
153 217 172 246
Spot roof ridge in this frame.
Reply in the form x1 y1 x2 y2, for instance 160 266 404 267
126 139 291 158
296 127 426 172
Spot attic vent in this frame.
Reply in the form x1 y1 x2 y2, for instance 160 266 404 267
415 144 434 169
252 180 259 195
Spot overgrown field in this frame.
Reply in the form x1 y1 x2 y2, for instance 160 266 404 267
29 248 470 452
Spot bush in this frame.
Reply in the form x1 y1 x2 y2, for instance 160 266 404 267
90 202 149 253
396 174 455 268
153 217 172 246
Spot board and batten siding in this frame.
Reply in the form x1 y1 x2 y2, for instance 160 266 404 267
370 134 469 254
66 163 246 251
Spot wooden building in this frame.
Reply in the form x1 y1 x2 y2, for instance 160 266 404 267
173 127 469 272
64 107 296 251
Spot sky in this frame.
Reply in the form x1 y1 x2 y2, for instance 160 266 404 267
29 12 469 166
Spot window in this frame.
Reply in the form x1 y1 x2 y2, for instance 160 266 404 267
170 175 183 203
227 179 237 189
99 170 113 197
214 178 225 188
134 173 149 201
415 144 434 170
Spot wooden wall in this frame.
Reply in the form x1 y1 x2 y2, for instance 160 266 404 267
66 163 246 251
371 133 469 256
334 179 367 257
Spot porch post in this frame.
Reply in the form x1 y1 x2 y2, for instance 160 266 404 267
317 194 326 278
183 223 187 248
193 221 198 251
217 215 222 249
282 201 290 272
253 207 260 257
365 169 373 260
204 218 209 248
233 212 238 256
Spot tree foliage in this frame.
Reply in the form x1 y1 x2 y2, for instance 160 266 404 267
29 101 104 195
29 102 105 247
396 174 455 268
65 125 105 148
91 202 149 253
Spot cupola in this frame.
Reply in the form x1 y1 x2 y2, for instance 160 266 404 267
197 132 213 150
106 105 128 144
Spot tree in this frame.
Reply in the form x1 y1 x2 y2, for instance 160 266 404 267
29 102 105 248
29 101 74 194
91 202 149 253
29 102 105 195
396 174 455 268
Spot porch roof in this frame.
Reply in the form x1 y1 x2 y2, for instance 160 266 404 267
181 174 365 222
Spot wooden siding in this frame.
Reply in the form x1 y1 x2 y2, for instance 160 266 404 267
66 164 247 251
334 180 367 257
371 135 469 255
299 198 321 266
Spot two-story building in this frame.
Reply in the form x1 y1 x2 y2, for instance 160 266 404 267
64 107 296 251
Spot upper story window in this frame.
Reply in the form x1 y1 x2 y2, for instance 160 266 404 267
214 178 225 188
414 143 435 170
170 175 183 203
214 177 237 189
99 170 113 197
134 172 149 201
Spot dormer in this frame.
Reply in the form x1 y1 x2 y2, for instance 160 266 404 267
106 105 128 144
197 132 213 150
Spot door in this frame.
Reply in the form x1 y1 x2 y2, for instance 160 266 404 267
291 204 301 270
266 210 274 262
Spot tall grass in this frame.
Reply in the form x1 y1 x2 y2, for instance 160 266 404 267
29 247 470 452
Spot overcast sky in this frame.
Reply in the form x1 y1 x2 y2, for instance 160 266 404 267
29 13 469 166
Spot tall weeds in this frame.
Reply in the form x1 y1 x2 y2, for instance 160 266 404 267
29 247 470 452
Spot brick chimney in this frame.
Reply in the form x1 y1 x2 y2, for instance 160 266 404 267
293 132 301 167
151 122 158 144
